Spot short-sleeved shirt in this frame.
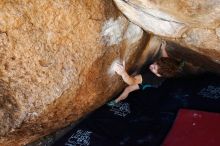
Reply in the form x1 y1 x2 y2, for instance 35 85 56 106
138 70 165 90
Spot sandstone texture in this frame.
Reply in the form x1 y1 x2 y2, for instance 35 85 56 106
114 0 220 67
0 0 149 145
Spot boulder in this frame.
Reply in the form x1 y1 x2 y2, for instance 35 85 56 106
0 0 149 145
113 0 220 66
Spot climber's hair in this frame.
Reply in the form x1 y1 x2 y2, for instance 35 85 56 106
155 57 184 78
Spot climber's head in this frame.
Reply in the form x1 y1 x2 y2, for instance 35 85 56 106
149 57 184 78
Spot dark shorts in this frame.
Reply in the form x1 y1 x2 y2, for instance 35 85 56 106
138 70 165 90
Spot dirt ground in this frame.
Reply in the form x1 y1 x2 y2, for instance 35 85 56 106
26 123 75 146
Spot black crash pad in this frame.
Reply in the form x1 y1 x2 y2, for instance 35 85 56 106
53 73 220 146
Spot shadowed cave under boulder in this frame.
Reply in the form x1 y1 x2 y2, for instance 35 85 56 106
45 73 220 146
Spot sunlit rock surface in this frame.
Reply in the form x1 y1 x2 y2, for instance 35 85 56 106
0 0 149 145
113 0 220 65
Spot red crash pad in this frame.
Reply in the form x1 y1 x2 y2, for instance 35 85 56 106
163 109 220 146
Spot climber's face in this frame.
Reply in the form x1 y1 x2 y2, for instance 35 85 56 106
149 62 162 77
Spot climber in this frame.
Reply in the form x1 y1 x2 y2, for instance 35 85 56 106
108 41 185 105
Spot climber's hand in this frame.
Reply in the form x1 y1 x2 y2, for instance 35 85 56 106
114 61 126 76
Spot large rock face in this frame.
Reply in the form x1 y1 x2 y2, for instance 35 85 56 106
113 0 220 66
0 0 149 145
